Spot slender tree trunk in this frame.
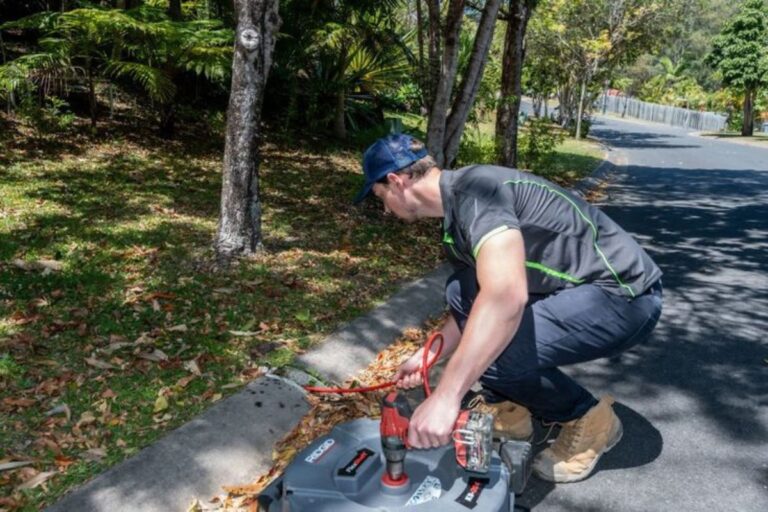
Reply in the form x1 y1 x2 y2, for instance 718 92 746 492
416 0 427 113
87 63 97 128
442 0 502 166
426 0 465 167
333 90 346 140
575 78 586 139
742 87 754 136
215 0 280 262
168 0 183 20
425 0 441 119
159 102 176 138
0 32 6 64
495 0 533 168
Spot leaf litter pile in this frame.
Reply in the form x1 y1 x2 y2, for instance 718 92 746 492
197 324 439 512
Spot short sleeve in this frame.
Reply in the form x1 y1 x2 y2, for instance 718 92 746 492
456 181 520 259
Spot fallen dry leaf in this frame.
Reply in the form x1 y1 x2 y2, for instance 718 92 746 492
168 324 188 332
137 349 169 362
175 375 196 389
183 359 202 376
54 455 76 470
153 395 169 413
85 357 116 370
229 330 261 337
16 470 57 490
101 342 132 355
2 397 36 409
76 411 97 428
81 448 107 462
12 259 63 272
0 460 34 473
45 403 72 422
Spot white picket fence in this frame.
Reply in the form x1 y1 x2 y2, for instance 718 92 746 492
596 94 727 132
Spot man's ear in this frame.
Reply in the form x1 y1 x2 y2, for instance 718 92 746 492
386 172 408 190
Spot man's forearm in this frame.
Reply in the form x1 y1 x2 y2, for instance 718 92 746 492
435 315 461 359
433 290 524 401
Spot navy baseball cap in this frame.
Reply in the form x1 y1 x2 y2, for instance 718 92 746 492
353 134 429 204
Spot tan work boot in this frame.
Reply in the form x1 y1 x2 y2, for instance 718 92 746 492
486 401 533 441
532 395 623 483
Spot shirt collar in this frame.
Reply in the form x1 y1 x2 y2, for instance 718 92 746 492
439 169 457 234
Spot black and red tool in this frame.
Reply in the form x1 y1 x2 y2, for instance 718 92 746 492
255 332 533 510
379 390 495 487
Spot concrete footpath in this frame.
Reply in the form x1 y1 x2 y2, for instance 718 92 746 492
46 148 616 512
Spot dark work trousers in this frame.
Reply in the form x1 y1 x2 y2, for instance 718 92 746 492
446 267 663 423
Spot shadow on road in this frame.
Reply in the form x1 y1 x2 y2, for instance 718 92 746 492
590 129 700 149
514 142 768 509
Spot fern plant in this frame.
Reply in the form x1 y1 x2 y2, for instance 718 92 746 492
0 5 233 134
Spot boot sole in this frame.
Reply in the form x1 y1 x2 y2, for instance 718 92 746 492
533 415 624 484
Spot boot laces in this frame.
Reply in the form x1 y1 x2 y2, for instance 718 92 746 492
552 417 586 456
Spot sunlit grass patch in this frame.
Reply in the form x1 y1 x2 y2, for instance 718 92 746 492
0 125 442 509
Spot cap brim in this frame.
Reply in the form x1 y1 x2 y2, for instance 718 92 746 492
353 180 374 204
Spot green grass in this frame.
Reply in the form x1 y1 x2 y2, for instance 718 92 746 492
0 111 605 510
700 131 768 142
0 117 442 510
538 137 605 185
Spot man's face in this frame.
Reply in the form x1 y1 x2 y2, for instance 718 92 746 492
371 178 418 222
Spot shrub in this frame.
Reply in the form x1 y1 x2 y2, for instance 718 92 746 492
456 125 496 167
19 95 76 137
566 116 591 138
518 117 565 170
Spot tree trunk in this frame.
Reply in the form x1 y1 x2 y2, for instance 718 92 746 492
416 0 427 113
742 87 754 136
215 0 281 262
159 102 176 138
425 0 441 119
426 0 466 167
0 31 6 64
87 63 97 128
442 0 502 166
168 0 182 20
575 78 586 140
333 90 346 140
495 0 533 168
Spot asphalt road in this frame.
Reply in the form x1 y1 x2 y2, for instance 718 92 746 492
516 116 768 511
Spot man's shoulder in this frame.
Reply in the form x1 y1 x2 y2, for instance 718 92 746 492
451 164 526 192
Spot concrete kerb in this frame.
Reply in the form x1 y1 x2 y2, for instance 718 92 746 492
570 139 619 199
46 150 615 512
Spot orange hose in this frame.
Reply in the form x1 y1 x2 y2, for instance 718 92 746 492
303 332 444 396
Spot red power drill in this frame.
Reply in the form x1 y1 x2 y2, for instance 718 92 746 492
379 391 493 487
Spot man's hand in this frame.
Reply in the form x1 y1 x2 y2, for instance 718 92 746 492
407 391 461 448
393 349 424 389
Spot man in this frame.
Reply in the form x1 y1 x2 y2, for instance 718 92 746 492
354 133 663 483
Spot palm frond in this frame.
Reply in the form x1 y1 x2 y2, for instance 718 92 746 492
105 60 176 103
0 11 61 32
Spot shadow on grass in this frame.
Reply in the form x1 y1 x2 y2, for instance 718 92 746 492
0 126 444 508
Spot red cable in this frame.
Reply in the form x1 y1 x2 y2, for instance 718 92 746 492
303 332 444 396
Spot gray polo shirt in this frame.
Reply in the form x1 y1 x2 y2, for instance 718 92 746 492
440 165 662 298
